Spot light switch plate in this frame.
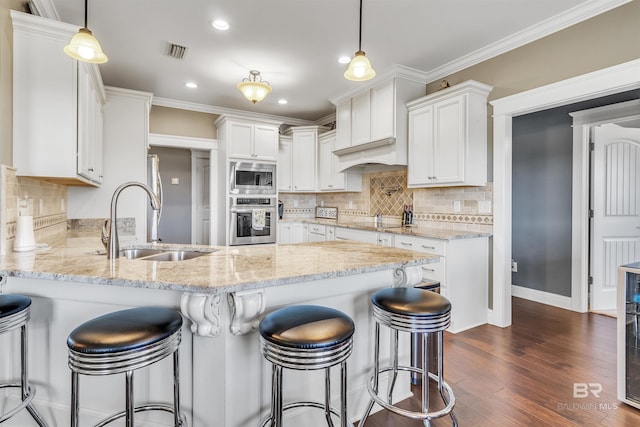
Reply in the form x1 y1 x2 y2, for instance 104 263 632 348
171 177 180 185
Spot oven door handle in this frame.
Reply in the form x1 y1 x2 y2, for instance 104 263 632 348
230 207 275 213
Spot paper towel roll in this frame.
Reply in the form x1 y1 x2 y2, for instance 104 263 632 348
14 215 36 252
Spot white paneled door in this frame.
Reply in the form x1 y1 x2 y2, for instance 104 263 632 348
591 124 640 310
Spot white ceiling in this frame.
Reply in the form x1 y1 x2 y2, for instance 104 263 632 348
40 0 625 122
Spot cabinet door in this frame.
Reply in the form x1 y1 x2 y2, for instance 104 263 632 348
291 131 316 192
228 122 254 159
254 125 279 161
370 79 395 141
376 232 394 246
277 137 292 192
77 63 92 180
319 133 344 191
351 91 371 146
407 105 435 186
433 96 465 184
335 99 352 150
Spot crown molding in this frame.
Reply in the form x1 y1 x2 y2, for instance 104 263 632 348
424 0 632 83
105 86 154 103
28 0 60 20
152 97 314 127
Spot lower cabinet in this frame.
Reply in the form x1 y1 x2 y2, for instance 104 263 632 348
393 234 488 333
277 222 305 244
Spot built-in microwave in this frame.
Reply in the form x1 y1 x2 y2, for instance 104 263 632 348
229 161 276 195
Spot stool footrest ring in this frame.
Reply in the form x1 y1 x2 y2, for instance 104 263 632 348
260 401 354 427
366 366 455 421
0 383 40 423
94 403 186 427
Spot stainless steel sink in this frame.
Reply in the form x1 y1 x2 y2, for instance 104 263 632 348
120 248 213 261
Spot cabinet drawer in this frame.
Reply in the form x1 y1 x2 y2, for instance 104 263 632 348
334 227 378 244
394 235 446 256
308 224 326 235
419 257 445 284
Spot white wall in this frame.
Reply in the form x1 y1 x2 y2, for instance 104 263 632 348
68 87 153 243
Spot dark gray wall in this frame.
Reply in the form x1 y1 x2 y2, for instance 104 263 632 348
150 147 192 244
512 89 640 297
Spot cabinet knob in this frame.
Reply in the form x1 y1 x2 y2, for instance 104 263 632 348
88 168 94 172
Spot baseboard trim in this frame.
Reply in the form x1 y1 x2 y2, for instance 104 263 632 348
511 285 573 310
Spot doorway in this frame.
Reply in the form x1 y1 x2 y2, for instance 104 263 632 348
490 59 640 329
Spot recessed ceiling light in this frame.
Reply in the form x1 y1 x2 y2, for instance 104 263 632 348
338 56 351 64
278 99 288 105
211 19 229 31
185 82 198 88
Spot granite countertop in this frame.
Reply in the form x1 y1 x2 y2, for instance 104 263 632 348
0 235 439 294
281 218 492 240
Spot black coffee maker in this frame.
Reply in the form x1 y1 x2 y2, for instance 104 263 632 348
278 200 284 219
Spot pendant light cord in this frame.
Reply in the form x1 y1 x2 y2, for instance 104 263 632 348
83 0 88 28
358 0 363 51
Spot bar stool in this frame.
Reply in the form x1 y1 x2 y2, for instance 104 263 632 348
259 305 355 427
360 287 456 426
0 294 48 426
67 306 184 427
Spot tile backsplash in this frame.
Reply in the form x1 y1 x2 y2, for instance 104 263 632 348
0 165 68 254
281 169 493 232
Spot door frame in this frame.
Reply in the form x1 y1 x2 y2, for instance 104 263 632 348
570 100 640 312
490 58 640 328
148 133 219 244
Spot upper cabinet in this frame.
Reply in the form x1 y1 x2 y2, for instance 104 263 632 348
330 68 428 171
407 80 493 188
12 11 105 186
279 126 324 192
318 130 362 192
215 116 281 162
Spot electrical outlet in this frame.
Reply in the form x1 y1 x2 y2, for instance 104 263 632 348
478 200 492 214
453 200 461 213
511 260 518 273
171 177 180 185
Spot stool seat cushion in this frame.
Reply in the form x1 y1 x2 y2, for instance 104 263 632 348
67 307 182 354
0 294 31 318
372 288 451 317
260 305 354 350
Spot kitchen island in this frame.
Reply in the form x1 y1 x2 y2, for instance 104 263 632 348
0 235 439 427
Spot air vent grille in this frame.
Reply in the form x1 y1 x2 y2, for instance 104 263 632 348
165 42 188 60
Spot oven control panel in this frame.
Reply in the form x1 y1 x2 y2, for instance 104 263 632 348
234 197 275 206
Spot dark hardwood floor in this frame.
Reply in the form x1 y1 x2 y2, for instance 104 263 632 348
359 297 640 427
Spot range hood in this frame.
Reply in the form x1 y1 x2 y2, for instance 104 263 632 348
334 137 405 172
329 65 429 172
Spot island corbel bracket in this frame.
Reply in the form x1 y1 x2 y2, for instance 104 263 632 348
180 293 222 337
228 289 266 335
393 265 424 287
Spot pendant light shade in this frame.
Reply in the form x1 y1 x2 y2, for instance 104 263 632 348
237 70 272 104
344 0 375 82
64 0 108 64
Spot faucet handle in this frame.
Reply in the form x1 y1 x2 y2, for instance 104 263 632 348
101 219 110 250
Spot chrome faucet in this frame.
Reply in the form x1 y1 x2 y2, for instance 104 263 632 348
104 182 161 259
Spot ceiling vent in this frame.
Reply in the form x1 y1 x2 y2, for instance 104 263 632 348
165 42 188 60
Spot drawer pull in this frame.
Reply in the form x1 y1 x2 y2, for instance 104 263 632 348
421 267 435 272
400 242 412 246
422 245 436 249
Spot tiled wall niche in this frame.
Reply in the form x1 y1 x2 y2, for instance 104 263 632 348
280 170 493 232
0 166 68 254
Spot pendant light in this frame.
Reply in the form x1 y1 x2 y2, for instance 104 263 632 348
344 0 375 81
237 70 272 104
64 0 108 64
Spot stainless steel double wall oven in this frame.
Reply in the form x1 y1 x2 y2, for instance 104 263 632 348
228 161 277 245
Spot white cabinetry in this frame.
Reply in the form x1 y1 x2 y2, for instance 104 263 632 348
393 234 488 333
318 131 362 192
215 116 280 162
278 222 305 244
331 71 426 170
12 11 105 186
407 80 492 187
306 224 327 242
279 126 325 192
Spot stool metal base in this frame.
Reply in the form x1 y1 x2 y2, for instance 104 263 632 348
0 305 48 427
94 403 186 427
260 401 355 427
